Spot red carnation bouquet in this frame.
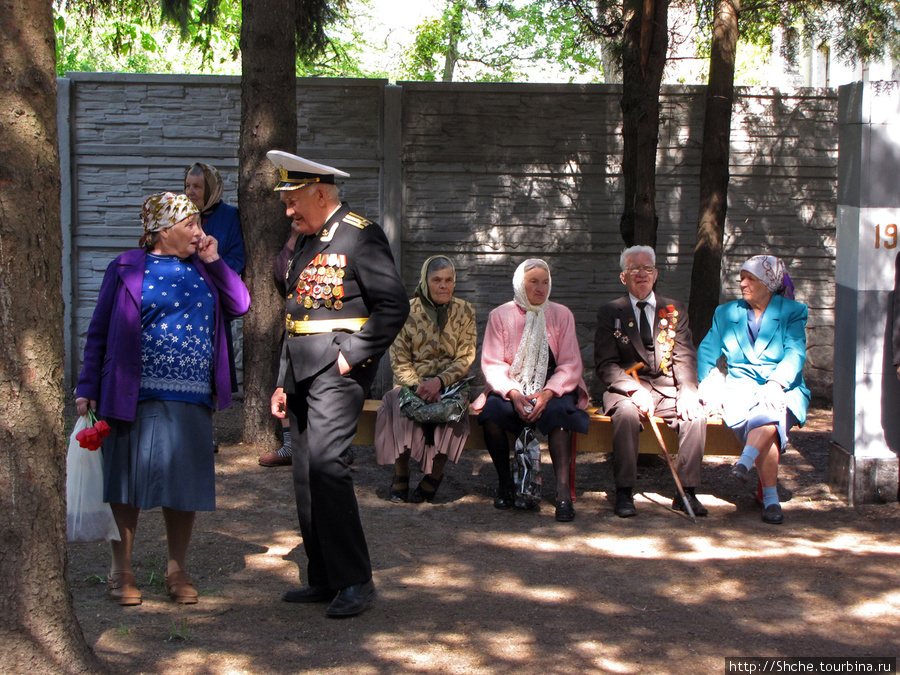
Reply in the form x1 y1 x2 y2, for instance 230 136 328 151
76 410 111 451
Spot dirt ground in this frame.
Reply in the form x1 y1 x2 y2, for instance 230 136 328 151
67 402 900 675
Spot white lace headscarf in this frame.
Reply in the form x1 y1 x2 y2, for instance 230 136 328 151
741 255 784 293
509 259 551 396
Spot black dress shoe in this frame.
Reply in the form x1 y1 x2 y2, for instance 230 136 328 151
326 579 376 618
672 489 708 517
762 503 784 524
555 500 575 522
731 462 750 483
614 488 637 518
494 485 514 509
282 585 334 603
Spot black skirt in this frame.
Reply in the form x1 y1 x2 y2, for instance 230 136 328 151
478 391 589 437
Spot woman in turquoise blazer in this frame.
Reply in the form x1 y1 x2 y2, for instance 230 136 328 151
697 255 810 525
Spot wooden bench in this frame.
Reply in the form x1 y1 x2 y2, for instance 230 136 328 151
353 400 742 456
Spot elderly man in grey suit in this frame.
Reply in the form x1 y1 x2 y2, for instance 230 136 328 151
594 246 707 518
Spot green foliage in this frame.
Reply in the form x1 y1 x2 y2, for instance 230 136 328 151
53 0 239 75
53 0 899 81
401 0 608 82
296 0 390 78
696 0 900 70
54 0 353 76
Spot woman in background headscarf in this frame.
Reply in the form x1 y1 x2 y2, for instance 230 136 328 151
185 163 245 394
375 256 477 503
473 259 590 522
697 255 810 525
184 163 245 276
75 192 251 605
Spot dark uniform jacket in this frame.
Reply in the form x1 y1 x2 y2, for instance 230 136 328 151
277 203 409 388
594 295 699 412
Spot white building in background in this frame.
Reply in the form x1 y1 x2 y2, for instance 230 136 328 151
659 4 899 89
768 27 900 88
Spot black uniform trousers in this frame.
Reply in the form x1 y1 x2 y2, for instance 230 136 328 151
607 388 706 489
287 360 371 591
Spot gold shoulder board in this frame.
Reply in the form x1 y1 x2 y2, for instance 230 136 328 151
343 212 372 229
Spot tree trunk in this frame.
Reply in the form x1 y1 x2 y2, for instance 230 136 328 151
0 0 102 672
688 0 739 344
442 0 462 82
619 0 669 248
240 0 299 445
442 29 459 81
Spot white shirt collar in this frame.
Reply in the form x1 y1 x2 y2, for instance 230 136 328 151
629 291 656 323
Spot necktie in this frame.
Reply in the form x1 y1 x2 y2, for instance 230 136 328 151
636 301 654 350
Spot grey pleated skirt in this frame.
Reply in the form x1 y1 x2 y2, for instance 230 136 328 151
102 399 215 511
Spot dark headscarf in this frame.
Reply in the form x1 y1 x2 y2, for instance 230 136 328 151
414 255 455 330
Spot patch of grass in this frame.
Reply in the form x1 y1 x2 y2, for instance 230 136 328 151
115 624 132 637
167 618 193 642
86 574 107 585
143 559 166 589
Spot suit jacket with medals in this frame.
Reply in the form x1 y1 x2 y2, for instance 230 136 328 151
594 294 699 412
278 203 409 387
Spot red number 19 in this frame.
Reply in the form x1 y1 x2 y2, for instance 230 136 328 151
876 223 898 249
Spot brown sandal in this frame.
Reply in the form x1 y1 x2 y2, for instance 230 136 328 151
165 570 199 604
107 571 142 606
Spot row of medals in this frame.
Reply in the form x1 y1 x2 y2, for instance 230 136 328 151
296 264 345 310
657 314 677 371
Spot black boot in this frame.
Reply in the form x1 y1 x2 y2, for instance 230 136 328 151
614 487 637 517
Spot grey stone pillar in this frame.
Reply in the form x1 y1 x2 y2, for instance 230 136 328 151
831 81 900 504
57 77 74 387
370 83 404 399
382 84 402 267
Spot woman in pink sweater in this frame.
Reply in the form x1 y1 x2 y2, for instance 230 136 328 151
473 259 589 522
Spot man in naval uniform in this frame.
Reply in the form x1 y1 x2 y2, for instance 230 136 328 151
268 150 409 617
594 245 707 519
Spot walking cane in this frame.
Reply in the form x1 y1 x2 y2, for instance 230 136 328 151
624 363 698 524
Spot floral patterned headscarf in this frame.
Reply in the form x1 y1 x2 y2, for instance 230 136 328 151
140 192 199 235
740 255 785 294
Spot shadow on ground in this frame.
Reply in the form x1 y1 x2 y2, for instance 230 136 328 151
67 405 900 674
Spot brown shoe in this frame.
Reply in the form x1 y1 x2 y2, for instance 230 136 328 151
259 451 292 467
107 571 142 606
165 570 199 604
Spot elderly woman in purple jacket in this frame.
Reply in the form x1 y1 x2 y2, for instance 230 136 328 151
75 192 250 606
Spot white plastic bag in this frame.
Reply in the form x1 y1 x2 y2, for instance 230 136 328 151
66 415 120 543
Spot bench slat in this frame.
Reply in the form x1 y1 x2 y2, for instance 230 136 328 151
353 400 742 456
